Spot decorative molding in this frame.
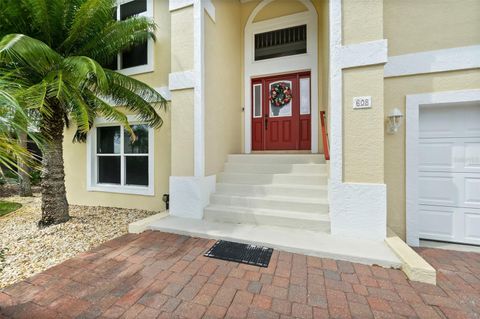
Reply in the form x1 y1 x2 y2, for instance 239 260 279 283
169 0 193 12
328 0 387 241
168 71 195 91
193 0 205 177
385 45 480 78
340 39 388 69
405 89 480 246
244 1 318 154
204 0 215 22
155 86 171 101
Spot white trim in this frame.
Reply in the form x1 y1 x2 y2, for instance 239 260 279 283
328 0 387 241
341 39 388 69
193 0 205 177
155 86 171 101
86 115 155 196
168 70 195 91
169 0 193 11
244 1 318 153
385 45 480 78
169 175 216 219
204 0 215 22
116 0 154 76
406 89 480 246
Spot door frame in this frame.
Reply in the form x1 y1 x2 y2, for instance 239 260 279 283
406 89 480 246
244 2 318 153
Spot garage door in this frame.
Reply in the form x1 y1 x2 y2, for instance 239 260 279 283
418 102 480 245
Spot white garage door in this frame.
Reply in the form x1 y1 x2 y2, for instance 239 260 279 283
418 102 480 245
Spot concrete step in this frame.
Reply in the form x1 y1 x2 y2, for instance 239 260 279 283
204 205 330 232
215 183 328 198
227 154 325 164
210 194 328 213
217 172 328 185
224 163 327 174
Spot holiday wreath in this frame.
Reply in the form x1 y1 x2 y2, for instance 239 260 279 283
269 82 292 107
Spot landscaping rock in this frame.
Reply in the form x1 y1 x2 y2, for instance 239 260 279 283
0 194 157 288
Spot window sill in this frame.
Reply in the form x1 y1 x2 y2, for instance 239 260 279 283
87 185 154 196
117 64 155 76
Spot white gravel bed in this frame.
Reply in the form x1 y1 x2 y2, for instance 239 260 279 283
0 195 157 288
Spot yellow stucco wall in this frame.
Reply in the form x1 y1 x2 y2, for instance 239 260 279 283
385 70 480 238
342 0 384 183
253 0 307 22
384 1 480 238
205 0 242 176
64 108 171 211
343 0 383 45
384 0 480 56
171 6 194 72
63 0 172 211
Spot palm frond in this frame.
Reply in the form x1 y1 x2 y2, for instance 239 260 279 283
18 0 52 45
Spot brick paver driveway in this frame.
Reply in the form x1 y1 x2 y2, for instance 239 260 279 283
1 231 479 319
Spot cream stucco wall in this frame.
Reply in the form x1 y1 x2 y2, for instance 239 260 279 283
253 0 307 22
385 70 480 238
384 0 480 56
170 5 195 176
342 0 385 183
63 0 171 211
205 0 242 176
383 1 480 238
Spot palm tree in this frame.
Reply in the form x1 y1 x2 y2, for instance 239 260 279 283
0 0 166 227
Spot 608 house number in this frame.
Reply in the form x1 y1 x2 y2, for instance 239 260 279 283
352 96 372 109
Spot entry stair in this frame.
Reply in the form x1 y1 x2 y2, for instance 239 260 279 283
203 154 330 232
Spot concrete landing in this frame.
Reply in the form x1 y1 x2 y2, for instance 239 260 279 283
144 215 402 268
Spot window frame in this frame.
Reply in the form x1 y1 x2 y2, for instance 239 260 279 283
113 0 154 76
87 116 155 196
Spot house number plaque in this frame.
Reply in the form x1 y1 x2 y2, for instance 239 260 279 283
352 96 372 109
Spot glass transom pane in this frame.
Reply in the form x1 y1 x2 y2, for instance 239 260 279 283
124 124 149 154
97 126 121 154
120 0 147 20
126 156 148 186
98 156 121 184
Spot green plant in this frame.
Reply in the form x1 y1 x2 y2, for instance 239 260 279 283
30 169 42 186
0 201 22 217
0 0 167 226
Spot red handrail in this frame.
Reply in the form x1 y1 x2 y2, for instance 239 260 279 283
320 111 330 161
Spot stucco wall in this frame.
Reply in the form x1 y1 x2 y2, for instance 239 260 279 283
64 108 171 211
385 70 480 238
384 0 480 238
204 0 242 176
343 0 382 45
63 0 171 211
171 6 194 72
384 0 480 56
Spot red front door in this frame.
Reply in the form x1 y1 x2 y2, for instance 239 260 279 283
252 72 311 151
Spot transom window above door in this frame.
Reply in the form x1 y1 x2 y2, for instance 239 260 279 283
87 120 154 196
254 24 307 61
105 0 154 75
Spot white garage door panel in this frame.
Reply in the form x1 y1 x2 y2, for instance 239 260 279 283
420 103 480 139
418 102 480 244
418 207 454 240
464 212 480 244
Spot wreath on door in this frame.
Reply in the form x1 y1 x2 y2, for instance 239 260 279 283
269 82 292 107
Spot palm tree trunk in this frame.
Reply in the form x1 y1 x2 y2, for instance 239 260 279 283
18 131 32 197
38 112 69 227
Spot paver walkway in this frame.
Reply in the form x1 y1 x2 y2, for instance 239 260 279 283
0 231 479 319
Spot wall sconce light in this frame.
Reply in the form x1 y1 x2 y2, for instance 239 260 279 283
387 108 403 134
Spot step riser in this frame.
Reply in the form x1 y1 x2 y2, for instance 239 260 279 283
215 184 328 198
210 195 329 214
218 173 327 185
224 163 327 174
228 155 325 164
204 210 330 232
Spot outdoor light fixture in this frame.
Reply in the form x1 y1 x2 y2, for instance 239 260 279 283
387 108 403 134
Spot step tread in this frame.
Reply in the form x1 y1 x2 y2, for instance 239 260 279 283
216 182 328 190
211 193 328 205
205 204 330 220
219 172 328 177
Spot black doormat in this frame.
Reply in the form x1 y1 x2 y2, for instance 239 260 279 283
204 240 273 267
